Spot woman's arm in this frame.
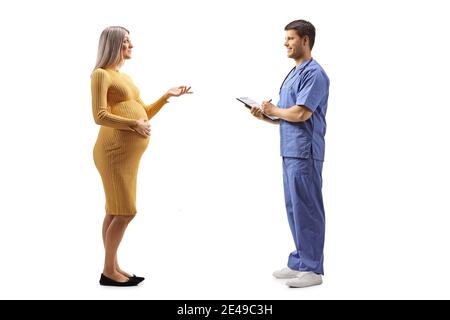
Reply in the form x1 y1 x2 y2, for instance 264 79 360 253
137 95 170 120
91 69 137 130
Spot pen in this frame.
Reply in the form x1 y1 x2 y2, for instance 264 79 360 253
261 99 272 108
261 99 272 109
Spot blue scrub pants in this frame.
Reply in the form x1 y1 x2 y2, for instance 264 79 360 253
282 157 325 275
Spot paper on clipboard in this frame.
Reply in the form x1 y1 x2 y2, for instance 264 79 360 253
236 97 279 121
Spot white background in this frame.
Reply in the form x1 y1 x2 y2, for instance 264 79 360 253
0 0 449 299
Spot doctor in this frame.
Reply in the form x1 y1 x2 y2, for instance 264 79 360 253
251 19 330 288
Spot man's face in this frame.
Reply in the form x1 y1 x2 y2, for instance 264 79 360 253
284 29 305 60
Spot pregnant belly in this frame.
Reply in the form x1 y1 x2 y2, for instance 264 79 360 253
110 100 148 120
95 126 150 162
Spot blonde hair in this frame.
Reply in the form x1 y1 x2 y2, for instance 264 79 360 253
94 26 129 71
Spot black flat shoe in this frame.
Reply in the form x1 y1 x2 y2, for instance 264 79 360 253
131 274 145 283
99 274 139 287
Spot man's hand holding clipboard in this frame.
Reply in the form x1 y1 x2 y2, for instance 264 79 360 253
236 97 279 122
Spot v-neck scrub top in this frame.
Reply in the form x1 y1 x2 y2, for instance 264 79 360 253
278 59 330 160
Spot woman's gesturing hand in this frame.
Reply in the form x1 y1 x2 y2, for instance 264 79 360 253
165 86 193 98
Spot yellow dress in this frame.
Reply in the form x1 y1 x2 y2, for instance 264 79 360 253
91 68 168 215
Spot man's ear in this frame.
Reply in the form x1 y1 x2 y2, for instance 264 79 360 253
302 35 310 47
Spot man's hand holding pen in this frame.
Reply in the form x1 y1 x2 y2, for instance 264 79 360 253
250 99 277 121
261 99 276 116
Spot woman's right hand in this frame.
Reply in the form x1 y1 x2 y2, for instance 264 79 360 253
132 118 151 137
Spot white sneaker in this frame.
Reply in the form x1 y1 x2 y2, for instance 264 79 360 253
272 267 303 279
285 272 322 288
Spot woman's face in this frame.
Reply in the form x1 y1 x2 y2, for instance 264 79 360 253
122 33 133 60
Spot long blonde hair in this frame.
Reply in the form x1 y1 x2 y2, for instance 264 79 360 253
94 26 129 71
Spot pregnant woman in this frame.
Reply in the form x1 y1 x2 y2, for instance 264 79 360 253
91 26 192 286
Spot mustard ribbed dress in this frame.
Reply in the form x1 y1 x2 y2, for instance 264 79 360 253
91 68 168 215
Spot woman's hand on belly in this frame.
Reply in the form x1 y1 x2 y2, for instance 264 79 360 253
131 118 151 137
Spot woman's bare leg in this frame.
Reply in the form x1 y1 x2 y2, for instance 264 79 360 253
102 215 134 282
102 214 133 277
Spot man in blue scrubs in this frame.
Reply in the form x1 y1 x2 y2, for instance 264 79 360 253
251 20 329 288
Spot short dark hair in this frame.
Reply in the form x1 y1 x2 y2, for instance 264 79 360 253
285 20 316 50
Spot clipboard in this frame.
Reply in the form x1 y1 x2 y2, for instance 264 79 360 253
236 97 279 121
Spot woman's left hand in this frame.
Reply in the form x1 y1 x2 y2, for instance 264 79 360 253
165 86 193 98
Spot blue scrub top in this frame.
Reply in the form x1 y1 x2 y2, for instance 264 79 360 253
278 59 330 160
